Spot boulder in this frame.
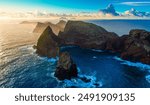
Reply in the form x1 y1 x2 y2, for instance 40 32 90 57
54 52 78 80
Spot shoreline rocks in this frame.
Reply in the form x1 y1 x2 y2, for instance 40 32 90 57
120 29 150 64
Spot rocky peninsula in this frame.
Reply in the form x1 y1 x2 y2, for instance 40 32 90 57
35 20 150 80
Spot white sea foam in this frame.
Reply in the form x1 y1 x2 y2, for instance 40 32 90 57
61 46 76 50
93 56 97 59
92 49 103 52
146 75 150 83
47 57 58 63
62 74 103 88
19 45 36 54
39 56 58 64
51 67 103 88
114 56 150 71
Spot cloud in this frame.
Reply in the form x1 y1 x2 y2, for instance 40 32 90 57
124 8 150 17
119 2 150 6
99 4 120 16
98 4 150 18
0 4 150 19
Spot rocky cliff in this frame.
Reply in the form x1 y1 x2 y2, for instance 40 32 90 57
120 29 150 64
36 26 60 58
59 21 118 49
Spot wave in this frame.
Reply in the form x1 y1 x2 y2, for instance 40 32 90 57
91 49 103 52
61 46 77 50
114 56 150 71
57 69 102 88
50 66 103 88
61 74 103 88
146 75 150 83
19 45 36 53
93 56 97 59
39 57 58 65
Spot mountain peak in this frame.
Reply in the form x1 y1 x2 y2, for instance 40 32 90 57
43 26 54 35
36 26 59 58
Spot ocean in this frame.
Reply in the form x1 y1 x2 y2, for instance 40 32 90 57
0 19 150 88
87 19 150 36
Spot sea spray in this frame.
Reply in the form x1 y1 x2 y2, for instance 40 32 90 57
114 56 150 71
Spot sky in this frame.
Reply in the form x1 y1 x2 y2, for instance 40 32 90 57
0 0 150 13
0 0 150 19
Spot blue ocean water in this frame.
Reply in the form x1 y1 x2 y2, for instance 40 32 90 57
0 20 150 88
87 20 150 36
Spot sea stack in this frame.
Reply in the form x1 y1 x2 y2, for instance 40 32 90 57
54 52 78 80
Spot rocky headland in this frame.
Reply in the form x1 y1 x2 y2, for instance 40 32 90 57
35 20 150 80
59 21 118 49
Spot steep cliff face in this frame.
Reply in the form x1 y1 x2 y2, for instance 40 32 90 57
36 26 60 58
120 29 150 64
56 20 67 32
33 22 46 33
59 21 118 49
33 21 67 35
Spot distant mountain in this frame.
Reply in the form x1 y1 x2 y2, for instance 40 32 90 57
33 20 67 35
20 21 37 24
99 4 119 16
56 20 67 30
125 8 150 17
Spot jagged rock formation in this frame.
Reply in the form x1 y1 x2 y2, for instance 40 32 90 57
54 52 78 80
59 21 118 49
36 26 60 58
104 29 150 64
120 29 150 64
33 20 66 35
56 20 67 31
